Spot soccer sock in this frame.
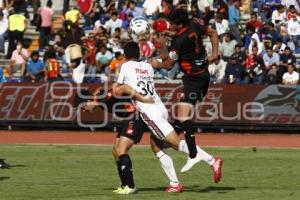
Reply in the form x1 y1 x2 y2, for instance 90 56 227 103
196 146 215 166
155 150 179 186
180 120 197 158
179 140 189 154
179 140 215 165
116 161 126 187
119 154 135 188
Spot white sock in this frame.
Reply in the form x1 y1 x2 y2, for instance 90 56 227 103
179 140 189 154
196 146 215 166
179 140 215 166
156 150 179 185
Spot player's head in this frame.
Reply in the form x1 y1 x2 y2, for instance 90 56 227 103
168 8 189 31
124 42 140 60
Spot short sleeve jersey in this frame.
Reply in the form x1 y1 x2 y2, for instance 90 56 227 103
170 21 208 77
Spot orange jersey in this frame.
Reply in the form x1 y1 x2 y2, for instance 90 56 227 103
47 59 59 78
109 57 125 73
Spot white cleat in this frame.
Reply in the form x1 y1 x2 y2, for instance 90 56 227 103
180 154 202 173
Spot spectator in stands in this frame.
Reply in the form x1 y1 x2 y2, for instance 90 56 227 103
229 0 242 45
261 22 280 45
278 46 297 82
143 0 161 19
62 21 85 48
127 0 144 17
225 55 245 84
13 0 27 17
208 55 226 84
65 8 81 25
232 44 246 65
214 14 229 39
6 42 28 79
214 0 228 19
96 45 113 76
244 56 266 85
267 63 278 84
248 33 263 55
219 33 238 61
161 0 173 17
272 5 287 27
287 14 300 50
263 48 280 71
39 0 54 51
0 11 8 54
108 51 124 80
44 49 63 82
282 0 300 14
77 0 93 27
246 12 263 32
7 9 27 59
104 11 123 36
273 38 286 54
282 63 299 85
196 0 214 24
122 11 133 30
25 51 45 82
287 5 298 21
88 0 102 26
246 46 259 69
63 0 70 15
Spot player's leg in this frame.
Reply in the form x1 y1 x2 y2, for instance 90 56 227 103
176 76 224 182
114 118 146 194
112 127 126 192
176 102 198 158
115 136 136 194
150 136 183 193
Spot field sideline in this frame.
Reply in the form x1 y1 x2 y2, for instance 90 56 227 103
0 131 300 200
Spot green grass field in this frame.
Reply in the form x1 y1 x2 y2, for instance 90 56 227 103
0 144 299 200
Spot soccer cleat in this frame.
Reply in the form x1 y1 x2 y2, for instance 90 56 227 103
165 183 183 193
115 186 137 194
180 154 202 173
113 186 124 193
211 157 223 183
0 159 10 169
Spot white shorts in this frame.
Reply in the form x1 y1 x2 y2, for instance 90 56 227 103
139 103 174 140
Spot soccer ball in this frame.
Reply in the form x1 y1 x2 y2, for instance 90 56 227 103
130 17 150 36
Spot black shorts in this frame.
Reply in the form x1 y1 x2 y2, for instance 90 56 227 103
116 117 148 144
181 70 210 105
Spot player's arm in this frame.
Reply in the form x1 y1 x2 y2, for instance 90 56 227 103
207 26 219 62
150 40 177 70
113 83 154 104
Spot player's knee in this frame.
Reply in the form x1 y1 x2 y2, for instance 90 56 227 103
112 145 118 159
165 131 180 150
116 144 128 156
179 120 194 133
150 139 160 154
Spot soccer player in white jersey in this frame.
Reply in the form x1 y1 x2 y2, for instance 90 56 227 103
113 42 223 194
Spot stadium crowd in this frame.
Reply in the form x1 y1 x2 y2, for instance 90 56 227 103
0 0 300 85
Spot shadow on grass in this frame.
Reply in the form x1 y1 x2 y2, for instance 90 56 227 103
104 185 247 194
138 185 243 194
0 177 10 181
8 165 26 168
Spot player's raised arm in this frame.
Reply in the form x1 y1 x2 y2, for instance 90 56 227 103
207 26 219 62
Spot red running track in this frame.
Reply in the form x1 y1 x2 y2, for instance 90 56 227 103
0 130 300 148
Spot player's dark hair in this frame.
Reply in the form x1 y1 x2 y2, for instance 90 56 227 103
124 42 140 60
168 9 189 25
